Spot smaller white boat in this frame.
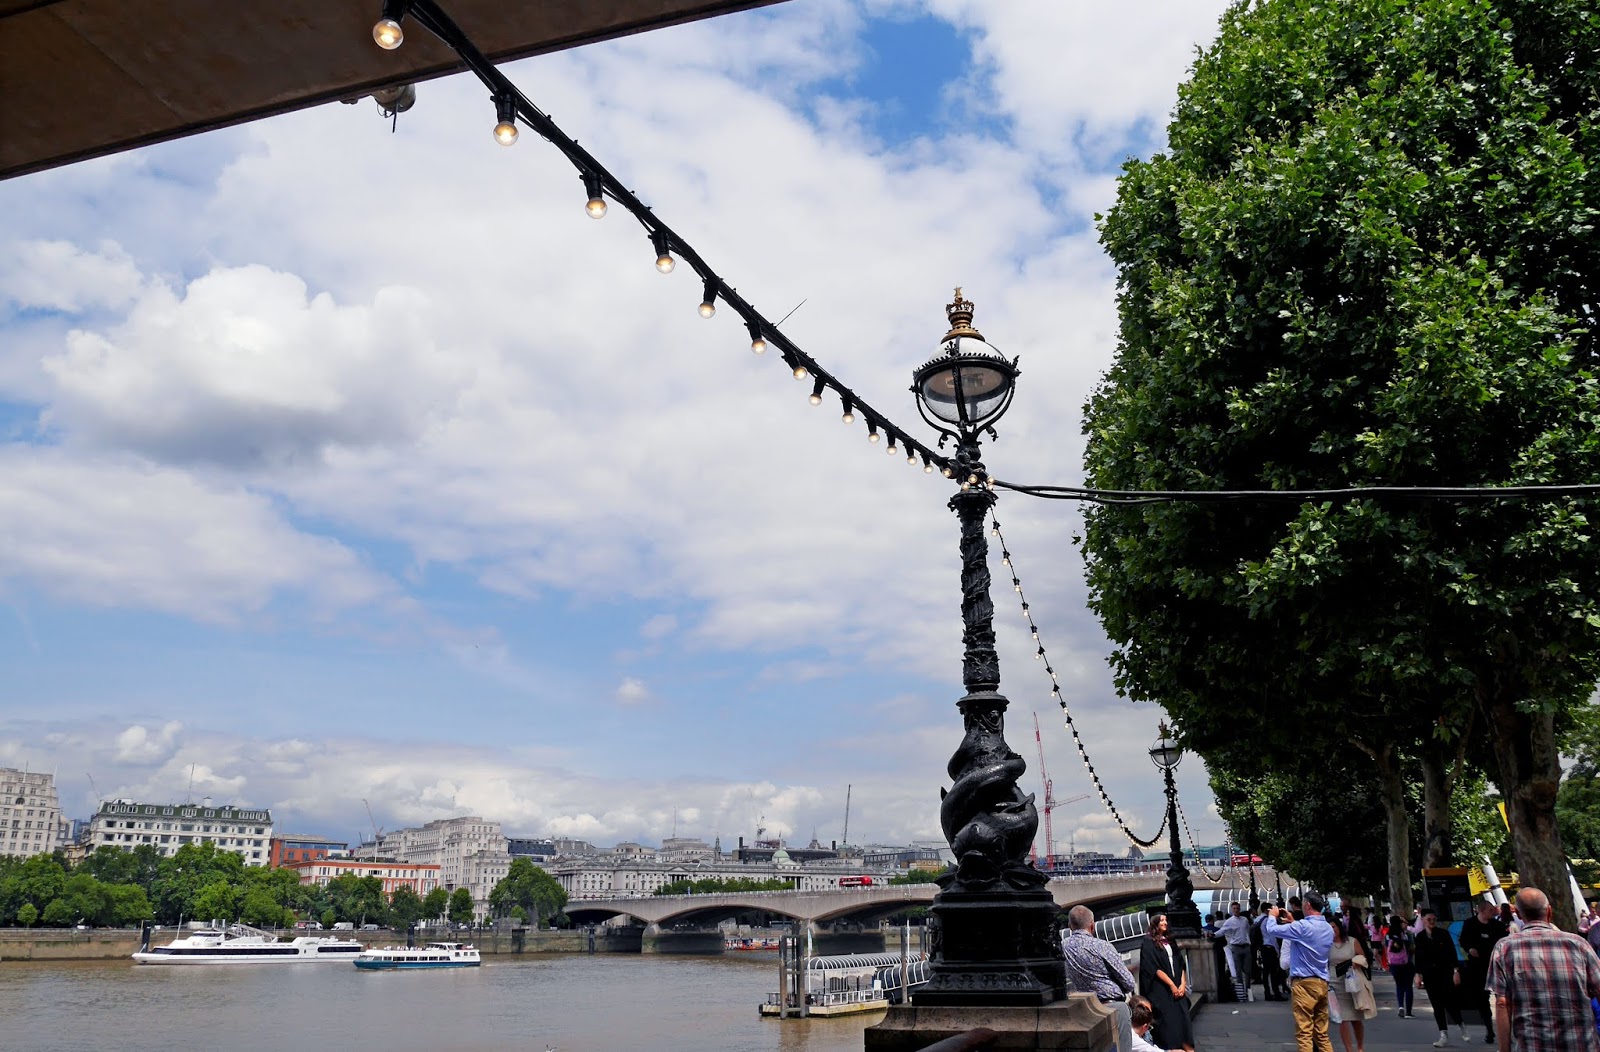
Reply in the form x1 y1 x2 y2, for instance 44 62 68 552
353 941 481 970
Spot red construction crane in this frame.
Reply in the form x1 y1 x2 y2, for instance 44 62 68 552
1033 712 1090 872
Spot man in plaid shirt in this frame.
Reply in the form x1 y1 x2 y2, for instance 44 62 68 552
1061 905 1138 1052
1488 887 1600 1052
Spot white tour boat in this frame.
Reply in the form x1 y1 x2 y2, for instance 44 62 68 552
353 941 481 970
132 923 364 965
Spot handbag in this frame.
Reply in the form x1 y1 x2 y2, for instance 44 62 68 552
1344 969 1362 993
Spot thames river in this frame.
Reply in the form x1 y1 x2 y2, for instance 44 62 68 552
0 953 877 1051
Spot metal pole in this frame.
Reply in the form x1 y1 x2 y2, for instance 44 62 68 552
1162 765 1201 937
778 934 790 1019
799 925 810 1018
901 919 910 1004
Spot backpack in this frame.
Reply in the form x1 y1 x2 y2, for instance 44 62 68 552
1387 930 1412 966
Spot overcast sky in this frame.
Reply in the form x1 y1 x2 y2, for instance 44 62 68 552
0 0 1238 858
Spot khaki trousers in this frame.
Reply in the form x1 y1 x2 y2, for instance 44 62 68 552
1290 977 1334 1052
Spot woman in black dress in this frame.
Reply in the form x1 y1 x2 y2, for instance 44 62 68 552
1139 913 1196 1051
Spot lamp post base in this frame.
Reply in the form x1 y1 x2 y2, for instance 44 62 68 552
913 889 1066 1007
864 993 1116 1051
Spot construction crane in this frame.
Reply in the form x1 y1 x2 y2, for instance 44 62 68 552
841 784 852 849
1032 712 1090 872
362 798 384 863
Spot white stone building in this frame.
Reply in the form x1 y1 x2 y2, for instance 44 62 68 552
376 816 511 919
87 799 273 866
0 768 70 859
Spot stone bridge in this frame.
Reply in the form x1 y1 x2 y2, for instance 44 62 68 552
566 869 1263 952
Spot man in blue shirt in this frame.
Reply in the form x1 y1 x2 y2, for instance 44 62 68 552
1264 890 1336 1052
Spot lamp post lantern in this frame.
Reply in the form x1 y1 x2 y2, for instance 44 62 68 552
1149 721 1202 938
906 290 1065 1007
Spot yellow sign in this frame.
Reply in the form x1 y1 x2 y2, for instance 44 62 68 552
1468 865 1490 896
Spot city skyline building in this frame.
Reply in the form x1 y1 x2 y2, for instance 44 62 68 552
371 816 511 919
85 798 273 866
0 768 70 859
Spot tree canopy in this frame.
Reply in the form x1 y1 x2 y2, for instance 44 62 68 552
487 858 567 927
1083 0 1600 928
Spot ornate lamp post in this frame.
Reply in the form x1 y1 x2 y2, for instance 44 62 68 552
907 290 1064 1007
1150 722 1202 938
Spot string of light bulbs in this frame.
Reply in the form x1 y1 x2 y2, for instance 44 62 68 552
1178 800 1226 884
371 2 1600 516
375 0 958 483
990 513 1170 850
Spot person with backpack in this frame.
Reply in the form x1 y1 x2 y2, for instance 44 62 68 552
1386 913 1417 1018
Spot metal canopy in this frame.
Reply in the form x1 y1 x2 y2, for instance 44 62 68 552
0 0 785 181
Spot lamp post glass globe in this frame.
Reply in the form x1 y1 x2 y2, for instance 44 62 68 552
911 290 1018 437
1149 723 1183 770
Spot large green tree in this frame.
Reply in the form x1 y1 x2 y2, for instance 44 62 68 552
487 859 567 928
1083 0 1600 929
447 886 476 926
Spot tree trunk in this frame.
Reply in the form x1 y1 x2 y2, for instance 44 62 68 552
1420 743 1454 869
1368 742 1415 919
1482 694 1577 931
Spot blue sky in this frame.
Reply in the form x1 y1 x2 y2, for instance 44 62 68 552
0 0 1237 856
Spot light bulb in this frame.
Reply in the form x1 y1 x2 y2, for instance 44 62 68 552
842 409 855 424
494 120 518 146
373 18 404 49
968 474 979 484
887 443 898 455
792 365 808 380
907 452 917 465
923 461 934 473
809 393 823 406
699 301 716 318
586 196 607 219
942 466 954 478
869 431 880 444
751 336 766 354
656 253 675 274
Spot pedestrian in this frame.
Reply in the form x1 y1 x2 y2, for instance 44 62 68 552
1416 909 1468 1047
1264 890 1336 1052
1386 912 1417 1018
1459 899 1510 1044
1499 902 1520 934
1328 915 1377 1052
1129 995 1174 1052
1257 902 1289 1000
1060 904 1137 1052
1218 901 1254 1002
1488 886 1600 1052
1580 901 1600 936
1138 912 1195 1052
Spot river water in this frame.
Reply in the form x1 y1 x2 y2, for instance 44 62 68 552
0 953 877 1052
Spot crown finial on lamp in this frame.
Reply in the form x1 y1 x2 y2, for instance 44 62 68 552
943 287 984 343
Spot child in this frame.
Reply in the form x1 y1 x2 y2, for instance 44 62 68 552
1130 995 1173 1052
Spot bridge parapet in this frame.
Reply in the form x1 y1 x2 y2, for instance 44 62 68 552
563 868 1264 929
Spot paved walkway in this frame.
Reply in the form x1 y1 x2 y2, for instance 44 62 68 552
1193 979 1493 1052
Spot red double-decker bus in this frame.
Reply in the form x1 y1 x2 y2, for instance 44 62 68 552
838 876 876 888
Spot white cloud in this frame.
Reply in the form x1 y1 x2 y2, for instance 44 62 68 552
615 677 651 705
41 264 466 469
113 721 184 765
0 447 389 621
0 239 144 314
